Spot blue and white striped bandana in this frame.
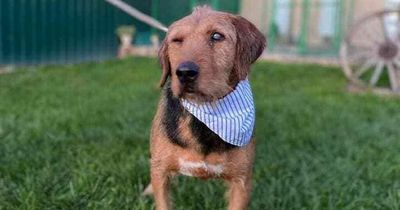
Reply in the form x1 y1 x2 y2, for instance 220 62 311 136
181 79 255 146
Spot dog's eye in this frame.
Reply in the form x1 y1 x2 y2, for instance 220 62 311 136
211 32 224 42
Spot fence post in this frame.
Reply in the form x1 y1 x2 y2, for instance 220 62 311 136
348 0 355 28
8 0 18 63
211 0 220 10
267 0 278 51
236 0 241 14
260 0 268 35
288 0 295 44
0 1 3 64
190 0 198 9
151 0 159 35
333 0 344 54
298 0 310 55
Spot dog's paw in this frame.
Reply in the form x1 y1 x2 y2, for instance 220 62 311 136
142 183 154 196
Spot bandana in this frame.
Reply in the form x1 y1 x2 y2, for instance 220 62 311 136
181 79 255 146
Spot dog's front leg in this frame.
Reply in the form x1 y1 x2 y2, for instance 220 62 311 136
227 176 252 210
150 156 170 210
151 164 171 210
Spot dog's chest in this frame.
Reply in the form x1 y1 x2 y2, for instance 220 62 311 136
162 87 237 155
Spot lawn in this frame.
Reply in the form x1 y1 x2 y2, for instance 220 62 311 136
0 57 400 210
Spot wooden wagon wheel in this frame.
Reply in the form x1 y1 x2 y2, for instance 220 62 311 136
340 10 400 93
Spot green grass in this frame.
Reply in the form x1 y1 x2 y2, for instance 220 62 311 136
1 57 400 210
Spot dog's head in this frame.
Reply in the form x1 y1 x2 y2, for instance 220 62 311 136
158 6 266 103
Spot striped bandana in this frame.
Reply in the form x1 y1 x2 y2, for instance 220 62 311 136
181 79 255 146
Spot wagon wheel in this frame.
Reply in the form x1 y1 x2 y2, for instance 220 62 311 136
340 10 400 93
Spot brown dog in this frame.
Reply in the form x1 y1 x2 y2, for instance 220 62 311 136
146 6 265 210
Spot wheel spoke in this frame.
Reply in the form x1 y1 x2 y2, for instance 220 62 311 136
355 59 376 77
370 61 385 86
349 43 377 53
387 62 400 91
348 50 373 64
397 20 400 41
361 19 384 44
393 58 400 68
379 15 391 41
350 39 378 50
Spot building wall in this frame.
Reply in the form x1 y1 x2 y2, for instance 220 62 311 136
240 0 387 55
240 0 269 33
352 0 385 23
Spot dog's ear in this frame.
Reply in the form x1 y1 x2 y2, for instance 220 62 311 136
232 16 266 80
158 39 170 87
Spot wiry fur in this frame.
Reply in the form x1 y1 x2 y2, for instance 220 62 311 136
158 6 265 103
148 6 266 210
162 84 236 154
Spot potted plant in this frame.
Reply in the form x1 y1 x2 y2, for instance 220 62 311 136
116 25 136 58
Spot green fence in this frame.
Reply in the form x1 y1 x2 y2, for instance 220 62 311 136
0 0 239 66
266 0 354 56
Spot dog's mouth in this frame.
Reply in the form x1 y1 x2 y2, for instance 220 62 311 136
175 82 219 103
183 86 196 94
178 89 216 104
179 82 197 94
178 86 196 98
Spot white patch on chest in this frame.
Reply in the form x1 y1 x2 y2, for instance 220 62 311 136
178 158 224 177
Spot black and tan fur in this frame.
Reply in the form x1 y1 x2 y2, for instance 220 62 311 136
146 6 266 210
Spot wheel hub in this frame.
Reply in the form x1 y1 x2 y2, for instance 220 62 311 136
378 42 398 60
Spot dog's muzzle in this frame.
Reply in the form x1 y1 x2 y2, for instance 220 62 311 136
176 61 199 85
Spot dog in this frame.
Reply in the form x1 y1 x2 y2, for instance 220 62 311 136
145 6 266 210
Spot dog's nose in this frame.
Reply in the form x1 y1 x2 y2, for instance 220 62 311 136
176 61 199 83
